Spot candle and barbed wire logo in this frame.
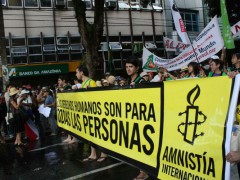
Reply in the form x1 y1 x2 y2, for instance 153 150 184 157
178 85 207 145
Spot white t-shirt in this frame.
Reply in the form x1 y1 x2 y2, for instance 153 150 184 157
72 83 82 89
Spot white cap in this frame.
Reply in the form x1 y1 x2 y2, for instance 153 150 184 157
20 89 29 96
150 75 161 82
211 55 219 60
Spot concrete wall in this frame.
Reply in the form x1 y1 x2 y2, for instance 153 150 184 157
3 8 165 38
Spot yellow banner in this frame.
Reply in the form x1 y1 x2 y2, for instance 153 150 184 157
158 76 231 179
57 88 161 168
57 76 232 178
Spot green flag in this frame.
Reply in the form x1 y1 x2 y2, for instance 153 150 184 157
220 0 235 49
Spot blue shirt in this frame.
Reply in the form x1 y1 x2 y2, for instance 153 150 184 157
45 95 54 106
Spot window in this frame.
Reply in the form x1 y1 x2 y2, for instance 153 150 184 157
43 37 55 44
8 0 22 6
70 36 81 44
180 11 199 32
12 38 26 46
28 37 41 45
67 0 73 7
12 56 27 64
43 45 56 53
5 38 9 47
44 54 56 62
82 0 93 9
29 46 42 54
29 55 43 63
109 42 122 51
25 0 38 7
2 0 6 6
109 36 119 42
40 0 52 7
11 47 27 56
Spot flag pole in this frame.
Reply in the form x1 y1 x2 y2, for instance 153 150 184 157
172 0 200 65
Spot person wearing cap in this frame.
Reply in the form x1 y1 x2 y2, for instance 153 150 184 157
140 72 150 82
118 77 127 86
102 79 109 87
180 66 189 78
9 87 26 146
42 87 57 136
18 89 32 110
104 72 111 80
37 87 49 138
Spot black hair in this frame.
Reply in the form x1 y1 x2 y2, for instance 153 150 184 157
211 59 223 70
232 53 240 60
73 77 79 82
58 75 68 82
77 65 89 76
6 84 12 89
126 56 139 67
188 62 200 76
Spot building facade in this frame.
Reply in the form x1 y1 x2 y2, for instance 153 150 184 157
0 0 207 86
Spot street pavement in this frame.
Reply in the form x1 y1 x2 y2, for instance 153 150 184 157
0 135 156 180
0 135 239 180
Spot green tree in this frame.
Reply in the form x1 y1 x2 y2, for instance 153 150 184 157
204 0 240 24
72 0 105 78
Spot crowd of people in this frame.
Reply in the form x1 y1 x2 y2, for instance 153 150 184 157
0 53 239 180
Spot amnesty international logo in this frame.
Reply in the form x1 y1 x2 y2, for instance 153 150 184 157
178 85 207 145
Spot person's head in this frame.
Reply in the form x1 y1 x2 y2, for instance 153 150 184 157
231 53 240 66
210 59 222 72
105 72 111 79
18 87 23 94
19 89 29 99
41 87 49 97
73 78 80 85
107 75 116 85
9 87 19 98
147 72 153 81
96 81 102 87
6 84 12 92
188 62 199 76
118 78 126 86
140 72 149 81
102 79 109 87
76 65 89 80
125 56 140 77
58 76 68 87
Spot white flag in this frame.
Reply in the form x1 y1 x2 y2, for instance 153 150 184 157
169 0 191 44
143 16 223 71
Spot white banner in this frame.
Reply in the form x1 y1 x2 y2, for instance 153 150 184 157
231 21 240 39
142 16 224 72
165 20 240 52
169 0 190 44
163 37 189 52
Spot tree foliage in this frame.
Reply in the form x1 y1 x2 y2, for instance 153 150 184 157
204 0 240 24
